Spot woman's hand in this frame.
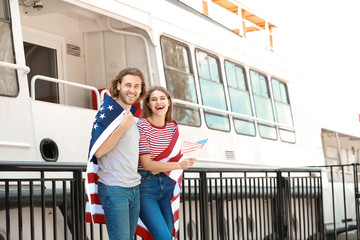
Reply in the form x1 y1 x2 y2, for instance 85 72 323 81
179 157 196 170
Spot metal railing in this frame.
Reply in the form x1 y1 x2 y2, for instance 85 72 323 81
0 161 340 240
322 164 360 240
30 75 101 110
180 167 324 240
0 61 30 73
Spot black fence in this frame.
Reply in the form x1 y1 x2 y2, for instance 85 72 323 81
0 162 357 240
179 168 324 240
322 164 360 240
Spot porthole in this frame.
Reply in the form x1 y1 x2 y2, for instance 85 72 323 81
40 138 59 162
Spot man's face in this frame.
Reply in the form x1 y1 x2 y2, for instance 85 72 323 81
117 75 142 107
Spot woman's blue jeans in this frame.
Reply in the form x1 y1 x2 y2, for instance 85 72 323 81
97 181 140 240
139 170 175 240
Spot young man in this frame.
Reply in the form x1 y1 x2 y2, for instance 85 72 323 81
86 67 146 240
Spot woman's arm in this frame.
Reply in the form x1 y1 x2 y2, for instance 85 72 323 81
140 154 196 172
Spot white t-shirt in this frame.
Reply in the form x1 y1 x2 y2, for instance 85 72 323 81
97 122 141 187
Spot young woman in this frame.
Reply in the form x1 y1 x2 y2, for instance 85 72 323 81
136 86 196 240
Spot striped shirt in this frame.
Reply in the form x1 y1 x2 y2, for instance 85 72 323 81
138 118 177 168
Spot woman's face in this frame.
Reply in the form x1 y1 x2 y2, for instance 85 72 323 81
148 90 170 117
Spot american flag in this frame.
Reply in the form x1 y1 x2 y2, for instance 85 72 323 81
85 95 141 224
181 138 208 154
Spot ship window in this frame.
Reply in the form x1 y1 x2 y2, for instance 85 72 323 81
160 36 200 126
196 49 230 131
225 61 255 136
249 70 277 140
0 0 18 97
272 78 295 143
24 42 59 103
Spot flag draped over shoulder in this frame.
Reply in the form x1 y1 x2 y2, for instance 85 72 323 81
85 95 141 224
136 129 208 240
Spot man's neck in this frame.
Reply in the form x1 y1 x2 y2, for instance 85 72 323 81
116 98 131 110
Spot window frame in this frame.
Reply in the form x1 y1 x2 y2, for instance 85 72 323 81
249 69 278 140
0 0 19 98
271 77 296 143
160 35 201 127
224 59 256 136
195 48 230 132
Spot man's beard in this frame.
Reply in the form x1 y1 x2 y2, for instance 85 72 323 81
119 90 137 106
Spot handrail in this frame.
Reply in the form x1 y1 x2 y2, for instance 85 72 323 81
30 75 101 110
0 61 30 73
0 161 322 172
101 89 111 102
172 98 295 130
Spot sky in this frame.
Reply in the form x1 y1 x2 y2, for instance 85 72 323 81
248 0 360 135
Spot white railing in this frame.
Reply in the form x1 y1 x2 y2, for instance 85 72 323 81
172 98 295 131
30 75 101 110
0 61 30 73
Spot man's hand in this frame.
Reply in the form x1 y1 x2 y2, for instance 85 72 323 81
120 109 134 130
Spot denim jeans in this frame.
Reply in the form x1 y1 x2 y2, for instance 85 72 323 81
98 181 140 240
139 170 175 240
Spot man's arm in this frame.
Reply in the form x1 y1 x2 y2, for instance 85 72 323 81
94 109 134 158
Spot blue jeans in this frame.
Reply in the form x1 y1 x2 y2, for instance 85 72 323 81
139 170 175 240
98 181 140 240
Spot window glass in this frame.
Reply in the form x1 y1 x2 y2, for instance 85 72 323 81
177 45 191 73
197 51 210 79
228 88 252 115
234 118 256 136
196 49 229 131
199 78 227 110
161 36 200 126
271 78 293 126
0 0 18 97
162 37 178 69
272 78 295 143
250 70 276 139
208 56 220 82
24 42 59 103
250 70 269 97
225 61 255 136
236 67 246 90
258 123 277 140
0 0 6 19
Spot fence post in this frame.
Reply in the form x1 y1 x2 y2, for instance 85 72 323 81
353 163 360 240
73 169 85 240
199 171 209 240
276 171 285 240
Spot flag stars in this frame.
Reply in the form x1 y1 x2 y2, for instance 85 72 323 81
93 123 98 130
107 105 114 111
99 106 104 112
99 113 106 119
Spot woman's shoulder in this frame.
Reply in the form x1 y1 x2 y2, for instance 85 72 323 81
138 117 148 124
167 120 178 129
137 117 150 128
